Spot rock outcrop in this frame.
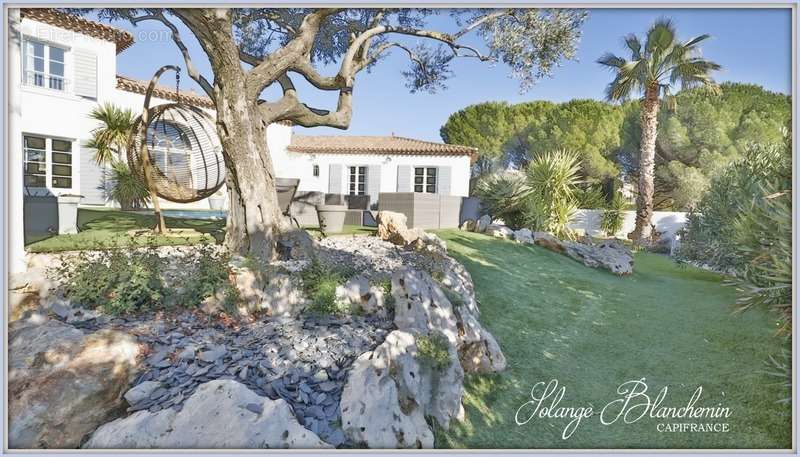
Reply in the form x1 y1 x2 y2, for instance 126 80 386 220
376 211 448 255
513 228 534 244
84 380 331 449
391 268 506 374
335 275 388 317
486 224 514 239
339 330 463 449
533 232 634 276
9 318 142 449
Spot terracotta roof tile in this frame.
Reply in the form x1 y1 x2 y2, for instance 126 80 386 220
116 75 216 109
287 135 477 161
21 8 134 54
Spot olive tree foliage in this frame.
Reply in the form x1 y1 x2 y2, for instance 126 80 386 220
72 7 587 261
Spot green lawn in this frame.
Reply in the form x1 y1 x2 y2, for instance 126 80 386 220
434 230 791 449
25 208 375 253
26 208 224 253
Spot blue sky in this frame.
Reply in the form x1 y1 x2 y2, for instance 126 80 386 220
110 8 792 142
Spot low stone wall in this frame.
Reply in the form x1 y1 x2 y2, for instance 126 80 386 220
569 209 687 239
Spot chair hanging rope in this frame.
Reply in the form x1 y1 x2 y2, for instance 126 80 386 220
127 65 225 204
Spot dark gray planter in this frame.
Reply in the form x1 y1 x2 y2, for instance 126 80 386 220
315 204 347 234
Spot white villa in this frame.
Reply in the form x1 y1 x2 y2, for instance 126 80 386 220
8 9 477 270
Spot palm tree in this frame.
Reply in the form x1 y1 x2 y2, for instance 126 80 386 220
597 18 720 242
87 103 135 165
87 104 150 211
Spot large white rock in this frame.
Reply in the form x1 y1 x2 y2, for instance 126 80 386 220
475 215 491 233
84 380 332 449
340 330 464 448
391 268 506 375
9 319 142 449
340 331 433 449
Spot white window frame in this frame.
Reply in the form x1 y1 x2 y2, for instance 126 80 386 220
348 165 367 196
413 166 438 194
23 134 74 192
23 38 68 93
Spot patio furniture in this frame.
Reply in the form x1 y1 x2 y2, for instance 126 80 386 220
345 195 370 210
316 204 347 234
275 177 301 227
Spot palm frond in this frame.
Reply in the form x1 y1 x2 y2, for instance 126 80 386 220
623 34 642 59
646 17 677 53
683 33 712 48
596 52 627 69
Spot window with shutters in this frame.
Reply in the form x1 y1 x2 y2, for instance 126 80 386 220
348 166 367 195
23 39 67 92
414 167 437 193
23 135 73 190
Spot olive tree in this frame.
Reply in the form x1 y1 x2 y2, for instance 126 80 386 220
79 8 586 261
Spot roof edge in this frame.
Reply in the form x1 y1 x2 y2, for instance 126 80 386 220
21 8 134 54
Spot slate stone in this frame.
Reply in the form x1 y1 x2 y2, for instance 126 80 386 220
245 403 263 415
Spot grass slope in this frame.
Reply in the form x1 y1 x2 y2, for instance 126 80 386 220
434 230 790 449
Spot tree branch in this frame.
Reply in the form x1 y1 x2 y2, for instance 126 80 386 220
131 11 214 98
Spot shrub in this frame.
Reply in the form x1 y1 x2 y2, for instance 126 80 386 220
730 183 792 333
416 332 451 370
54 243 238 315
600 192 626 237
524 149 581 239
300 258 352 315
473 171 530 228
175 244 239 309
574 184 606 210
678 136 792 333
105 160 150 211
679 140 790 271
55 245 166 315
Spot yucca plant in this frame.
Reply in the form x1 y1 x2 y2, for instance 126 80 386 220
473 171 531 229
524 149 581 239
598 18 720 242
600 192 626 237
106 160 150 211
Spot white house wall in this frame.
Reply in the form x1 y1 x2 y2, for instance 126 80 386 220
268 123 471 199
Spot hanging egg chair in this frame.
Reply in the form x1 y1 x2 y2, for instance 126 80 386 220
129 103 225 203
127 65 225 204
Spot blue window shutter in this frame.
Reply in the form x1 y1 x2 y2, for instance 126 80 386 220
397 165 411 192
437 166 451 195
328 164 343 194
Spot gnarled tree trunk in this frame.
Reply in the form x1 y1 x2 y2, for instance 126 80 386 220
183 10 288 262
216 90 287 262
628 83 660 243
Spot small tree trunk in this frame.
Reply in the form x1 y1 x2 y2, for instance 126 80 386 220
628 84 660 242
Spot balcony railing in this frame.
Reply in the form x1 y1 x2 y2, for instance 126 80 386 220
24 70 68 92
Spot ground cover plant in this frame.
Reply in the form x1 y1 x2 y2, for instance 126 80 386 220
433 230 791 449
53 241 235 315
